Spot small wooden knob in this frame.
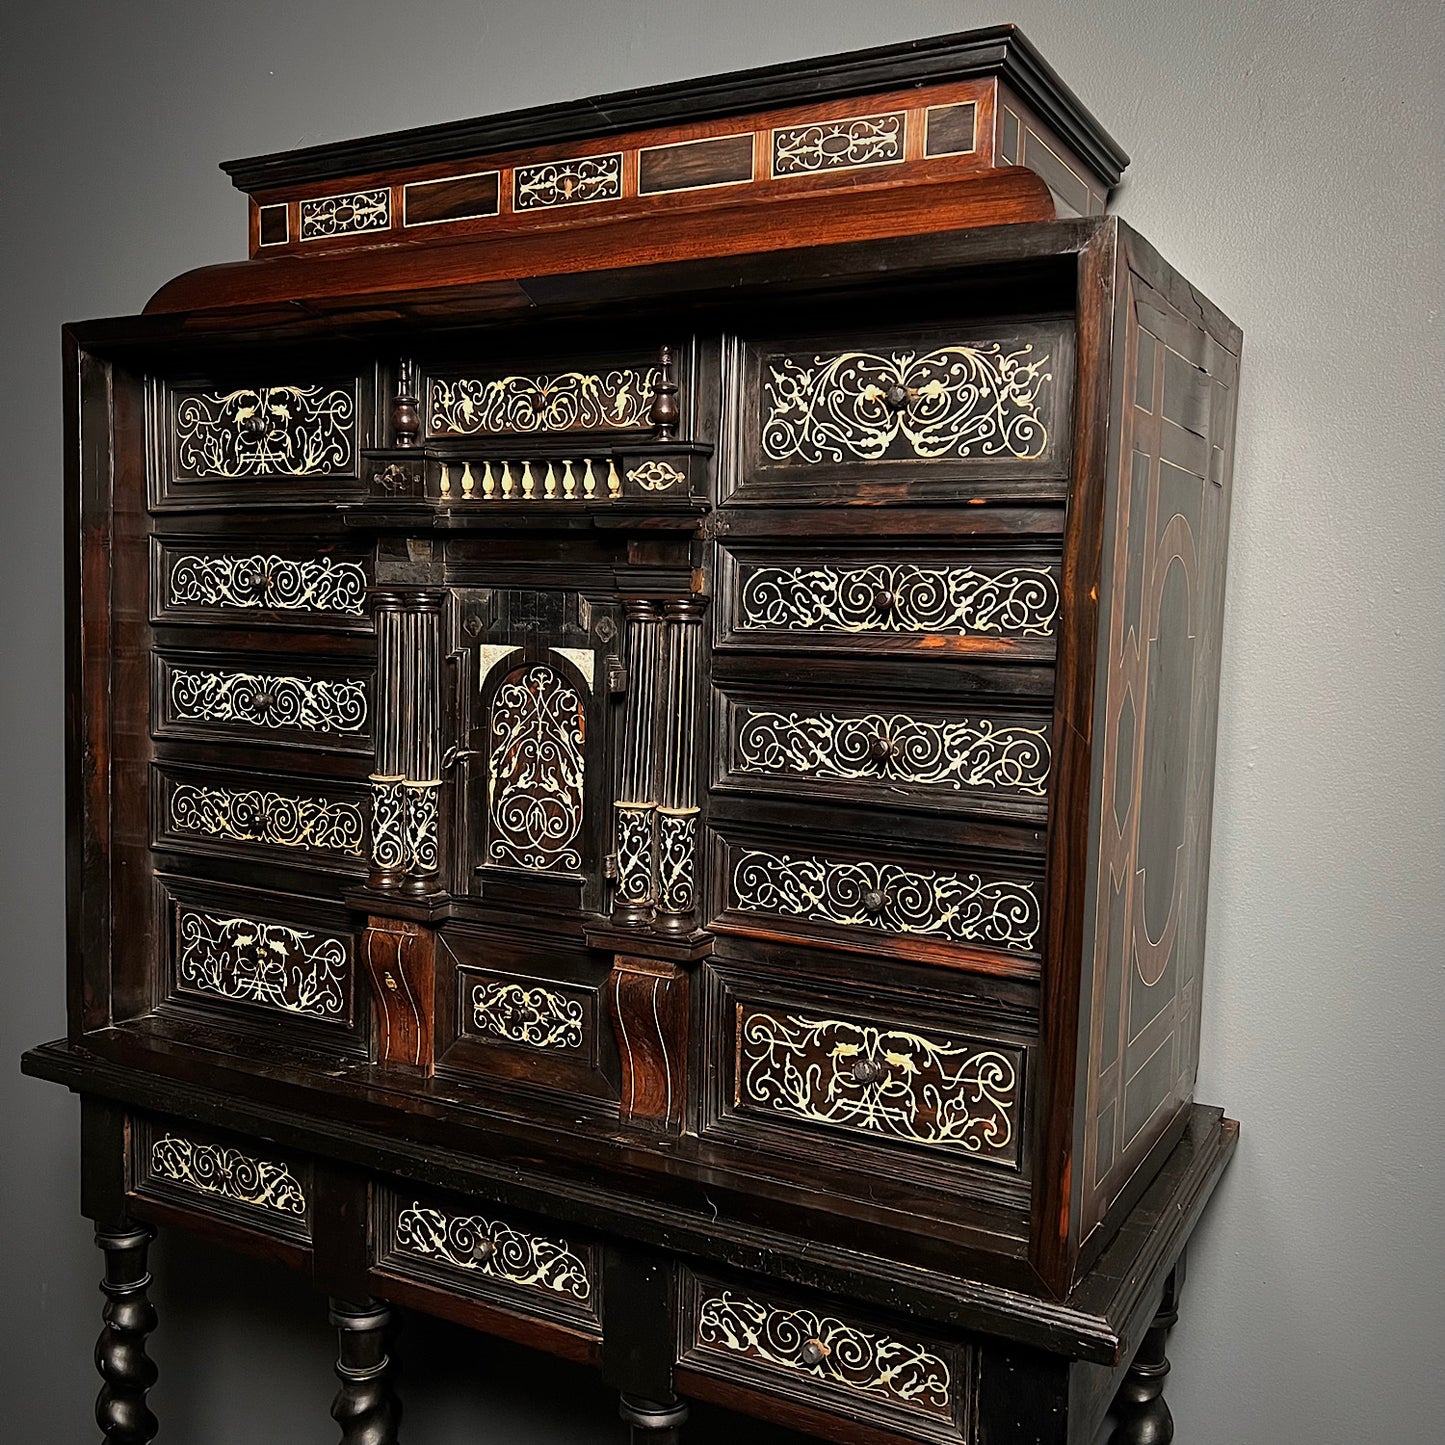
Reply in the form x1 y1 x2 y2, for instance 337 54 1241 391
239 413 267 442
872 589 895 614
884 383 912 411
800 1338 830 1366
850 1058 886 1085
861 888 886 913
469 1238 496 1264
867 733 898 764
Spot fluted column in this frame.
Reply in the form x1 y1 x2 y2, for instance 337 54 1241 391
369 588 445 896
654 598 706 934
612 600 665 926
94 1224 158 1445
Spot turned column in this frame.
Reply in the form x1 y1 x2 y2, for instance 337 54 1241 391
369 588 445 897
653 598 706 934
1109 1266 1183 1445
330 1298 402 1445
619 1392 688 1444
94 1224 158 1445
611 599 665 927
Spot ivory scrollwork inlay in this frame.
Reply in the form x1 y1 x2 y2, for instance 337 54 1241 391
429 367 658 435
167 553 367 615
731 849 1041 954
736 708 1051 796
169 783 365 855
513 154 622 209
174 907 349 1020
771 113 906 175
695 1291 952 1418
625 458 686 491
395 1204 592 1301
657 809 698 915
174 386 356 478
762 344 1051 463
168 667 368 734
470 979 585 1052
614 804 655 906
150 1136 307 1217
737 1009 1020 1158
738 561 1058 638
299 188 390 240
487 664 586 873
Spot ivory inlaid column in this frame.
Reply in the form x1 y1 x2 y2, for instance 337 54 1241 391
612 599 665 926
654 597 706 934
368 587 446 895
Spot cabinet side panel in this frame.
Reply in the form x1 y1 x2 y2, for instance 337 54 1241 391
1077 235 1240 1248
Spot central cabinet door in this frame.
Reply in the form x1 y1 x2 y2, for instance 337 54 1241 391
451 586 622 917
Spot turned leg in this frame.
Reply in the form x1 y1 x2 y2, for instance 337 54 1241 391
94 1223 159 1445
1109 1269 1182 1445
330 1298 402 1445
619 1391 688 1444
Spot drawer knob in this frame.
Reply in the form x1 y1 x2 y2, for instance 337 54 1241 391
850 1058 887 1085
238 412 268 442
867 733 899 765
468 1237 497 1265
861 888 889 914
883 383 913 412
872 588 895 615
800 1338 831 1366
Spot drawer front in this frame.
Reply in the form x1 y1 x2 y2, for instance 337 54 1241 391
152 536 371 631
131 1117 312 1244
153 651 374 754
374 1185 601 1335
702 960 1029 1189
716 831 1043 964
735 319 1072 504
153 762 369 875
157 875 363 1044
718 546 1061 657
717 687 1052 814
678 1269 970 1441
155 375 370 508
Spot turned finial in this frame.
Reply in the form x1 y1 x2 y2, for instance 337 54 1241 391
392 358 420 447
648 344 679 441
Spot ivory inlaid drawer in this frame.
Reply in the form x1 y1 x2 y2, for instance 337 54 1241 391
130 1117 312 1246
715 687 1052 817
733 319 1072 505
714 828 1044 966
716 545 1061 658
372 1186 601 1336
677 1269 973 1442
702 960 1030 1192
153 375 370 509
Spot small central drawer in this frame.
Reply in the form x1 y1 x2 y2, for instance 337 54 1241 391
676 1267 972 1443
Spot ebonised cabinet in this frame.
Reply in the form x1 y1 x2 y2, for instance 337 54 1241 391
25 25 1241 1445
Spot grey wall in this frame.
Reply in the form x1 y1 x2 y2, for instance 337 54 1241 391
3 1 1442 1440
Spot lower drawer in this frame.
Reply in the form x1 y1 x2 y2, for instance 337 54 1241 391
676 1267 974 1444
128 1115 313 1251
371 1183 602 1348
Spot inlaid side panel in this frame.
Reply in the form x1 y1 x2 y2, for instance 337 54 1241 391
677 1269 973 1443
427 360 660 437
770 111 906 176
1079 255 1240 1240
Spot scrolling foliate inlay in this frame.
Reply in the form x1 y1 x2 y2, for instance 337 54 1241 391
487 665 586 873
696 1291 952 1418
299 188 390 240
470 978 585 1052
174 907 349 1020
174 386 356 478
429 367 658 435
169 667 368 734
150 1136 308 1217
513 153 623 209
762 344 1051 463
732 849 1041 954
737 1009 1020 1159
169 783 365 855
738 562 1058 638
737 708 1050 796
771 112 906 175
168 553 367 615
396 1204 593 1301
